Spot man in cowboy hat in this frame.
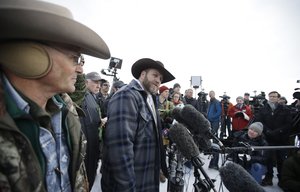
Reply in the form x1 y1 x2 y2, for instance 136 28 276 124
0 0 110 191
101 58 175 192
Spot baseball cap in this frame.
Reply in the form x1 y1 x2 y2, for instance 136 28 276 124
85 72 101 81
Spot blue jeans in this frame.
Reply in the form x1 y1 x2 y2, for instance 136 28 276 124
249 163 266 184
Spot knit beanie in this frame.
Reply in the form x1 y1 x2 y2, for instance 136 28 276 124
248 122 263 136
159 85 169 94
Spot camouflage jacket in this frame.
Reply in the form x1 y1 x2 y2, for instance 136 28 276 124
0 82 88 191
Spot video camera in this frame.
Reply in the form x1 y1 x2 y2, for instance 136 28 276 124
290 81 300 135
198 91 208 97
293 91 300 100
249 91 267 115
219 95 230 100
101 57 122 81
198 91 208 101
250 91 266 100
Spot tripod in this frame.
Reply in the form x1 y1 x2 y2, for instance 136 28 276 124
167 143 217 192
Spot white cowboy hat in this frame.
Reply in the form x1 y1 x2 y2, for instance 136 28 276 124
0 0 110 59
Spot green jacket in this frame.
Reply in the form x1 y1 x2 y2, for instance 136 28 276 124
0 89 88 191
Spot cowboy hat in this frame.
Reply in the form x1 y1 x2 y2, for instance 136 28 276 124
0 0 110 59
131 58 175 83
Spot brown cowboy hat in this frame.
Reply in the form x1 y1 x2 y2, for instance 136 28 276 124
131 58 175 83
0 0 110 59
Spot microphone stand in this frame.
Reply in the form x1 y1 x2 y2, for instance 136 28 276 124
191 156 217 192
168 144 184 192
222 144 299 154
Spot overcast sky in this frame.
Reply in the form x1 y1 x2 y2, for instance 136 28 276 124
46 0 300 104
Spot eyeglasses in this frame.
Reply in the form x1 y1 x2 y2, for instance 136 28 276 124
51 46 82 65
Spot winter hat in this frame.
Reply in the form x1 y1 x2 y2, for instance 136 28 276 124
159 85 169 94
248 122 263 136
173 83 181 89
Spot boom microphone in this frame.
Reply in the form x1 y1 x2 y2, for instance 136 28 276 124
180 104 210 135
172 105 212 150
219 162 265 192
172 107 185 124
169 123 200 160
169 123 217 192
180 105 223 148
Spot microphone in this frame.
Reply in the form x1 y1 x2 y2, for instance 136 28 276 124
219 162 265 192
169 123 217 192
180 105 223 148
169 123 200 160
172 105 212 150
172 107 185 125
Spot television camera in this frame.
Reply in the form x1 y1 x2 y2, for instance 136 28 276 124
197 91 208 115
198 91 208 101
219 94 231 139
290 81 300 136
101 57 122 82
219 94 230 108
249 91 267 115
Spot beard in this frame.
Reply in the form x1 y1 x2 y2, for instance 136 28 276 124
142 74 159 95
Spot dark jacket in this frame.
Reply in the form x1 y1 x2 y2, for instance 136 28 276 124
101 79 164 192
97 92 109 118
79 91 101 188
281 151 300 192
0 89 88 191
184 96 197 109
236 132 269 167
255 103 292 144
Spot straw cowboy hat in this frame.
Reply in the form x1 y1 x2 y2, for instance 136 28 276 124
0 0 110 59
131 58 175 83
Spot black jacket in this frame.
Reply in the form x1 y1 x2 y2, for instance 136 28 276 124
281 151 300 192
80 91 101 188
237 133 269 166
255 103 292 145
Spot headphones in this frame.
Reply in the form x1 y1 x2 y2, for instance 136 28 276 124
0 41 52 79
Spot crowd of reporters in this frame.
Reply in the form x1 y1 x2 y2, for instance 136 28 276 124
158 84 300 192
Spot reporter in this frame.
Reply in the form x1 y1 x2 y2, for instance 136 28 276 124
234 122 269 184
255 91 292 187
228 96 253 135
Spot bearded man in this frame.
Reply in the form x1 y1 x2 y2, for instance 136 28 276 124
101 58 175 192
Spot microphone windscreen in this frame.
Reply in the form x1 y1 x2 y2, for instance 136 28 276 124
169 123 200 160
172 107 185 124
181 104 211 135
219 162 265 192
193 135 212 151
